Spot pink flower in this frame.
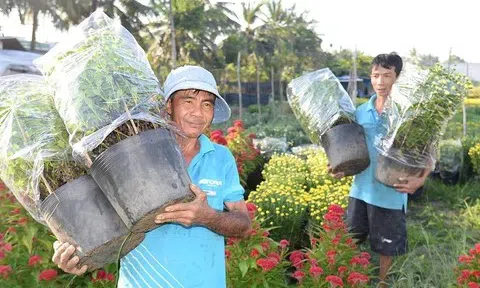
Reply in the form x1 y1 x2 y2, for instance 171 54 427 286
225 250 231 259
256 257 278 272
326 275 344 287
250 248 260 258
293 270 305 283
279 239 289 249
0 265 12 279
39 269 57 281
347 272 369 285
309 266 324 278
468 282 480 288
28 255 42 266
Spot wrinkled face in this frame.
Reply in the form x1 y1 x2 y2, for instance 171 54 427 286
371 65 397 97
167 89 215 138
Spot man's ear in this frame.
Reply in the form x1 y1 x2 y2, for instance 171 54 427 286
166 98 172 115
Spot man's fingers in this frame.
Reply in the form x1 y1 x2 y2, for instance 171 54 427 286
53 241 62 250
65 255 80 271
164 202 191 212
59 245 76 266
52 242 70 264
190 184 202 195
76 265 88 275
155 211 193 223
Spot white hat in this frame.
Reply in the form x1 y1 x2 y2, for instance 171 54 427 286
163 65 231 124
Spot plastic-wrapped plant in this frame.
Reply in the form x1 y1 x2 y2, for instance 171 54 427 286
0 75 84 222
34 11 169 167
287 68 370 176
377 64 472 170
287 68 355 144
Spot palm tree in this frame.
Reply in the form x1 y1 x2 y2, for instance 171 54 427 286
147 0 239 79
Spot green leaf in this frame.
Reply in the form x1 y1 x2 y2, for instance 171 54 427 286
239 260 249 277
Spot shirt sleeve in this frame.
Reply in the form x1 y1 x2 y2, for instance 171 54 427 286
223 150 245 203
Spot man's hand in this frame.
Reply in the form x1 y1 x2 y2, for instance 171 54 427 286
52 241 88 275
393 176 427 194
327 164 345 179
155 184 214 227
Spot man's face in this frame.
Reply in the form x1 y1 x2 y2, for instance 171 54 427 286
166 89 215 138
371 65 397 97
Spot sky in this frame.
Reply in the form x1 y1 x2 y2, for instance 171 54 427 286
0 0 479 63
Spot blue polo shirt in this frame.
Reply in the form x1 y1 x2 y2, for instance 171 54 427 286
350 95 407 211
118 134 244 288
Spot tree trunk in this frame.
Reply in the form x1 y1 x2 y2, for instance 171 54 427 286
237 52 243 120
169 0 177 68
256 55 261 125
278 67 283 103
270 66 275 103
30 9 39 51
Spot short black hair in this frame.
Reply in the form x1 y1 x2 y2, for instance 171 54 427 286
372 52 403 77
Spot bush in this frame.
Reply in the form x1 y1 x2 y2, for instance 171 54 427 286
248 150 352 247
469 142 480 176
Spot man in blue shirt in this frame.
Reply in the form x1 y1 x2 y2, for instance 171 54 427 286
331 53 430 286
52 65 252 287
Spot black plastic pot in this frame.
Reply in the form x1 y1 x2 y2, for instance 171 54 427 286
90 128 193 233
320 123 370 176
375 154 424 187
40 175 145 271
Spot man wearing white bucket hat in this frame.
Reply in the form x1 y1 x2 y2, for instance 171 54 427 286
52 65 251 287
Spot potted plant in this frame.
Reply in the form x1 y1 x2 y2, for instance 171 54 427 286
34 11 193 233
287 68 370 176
0 74 144 271
375 64 472 186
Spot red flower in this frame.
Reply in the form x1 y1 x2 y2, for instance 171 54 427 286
327 250 336 265
0 251 5 260
338 266 348 277
256 257 278 272
309 266 324 278
227 237 239 245
250 248 260 258
293 270 305 282
289 250 305 268
6 227 16 234
246 202 257 219
326 275 344 287
280 239 289 249
225 250 231 259
11 208 21 214
0 242 12 252
267 252 281 264
459 255 475 264
472 270 480 279
0 265 11 279
261 241 270 251
227 127 237 135
233 120 244 129
263 231 270 237
347 272 369 285
28 255 42 266
359 252 371 260
468 282 480 288
350 255 370 268
92 270 115 282
17 217 28 225
332 234 342 245
248 229 257 236
210 130 223 137
39 269 57 281
328 204 345 216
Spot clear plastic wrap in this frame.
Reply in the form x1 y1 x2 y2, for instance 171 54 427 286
286 68 356 144
0 74 83 222
376 64 471 169
34 11 169 167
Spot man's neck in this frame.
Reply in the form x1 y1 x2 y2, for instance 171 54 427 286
375 95 388 114
176 134 201 166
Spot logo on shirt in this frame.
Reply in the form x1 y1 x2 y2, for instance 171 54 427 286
198 178 223 196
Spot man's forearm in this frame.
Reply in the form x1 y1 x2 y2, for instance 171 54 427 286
201 209 251 237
